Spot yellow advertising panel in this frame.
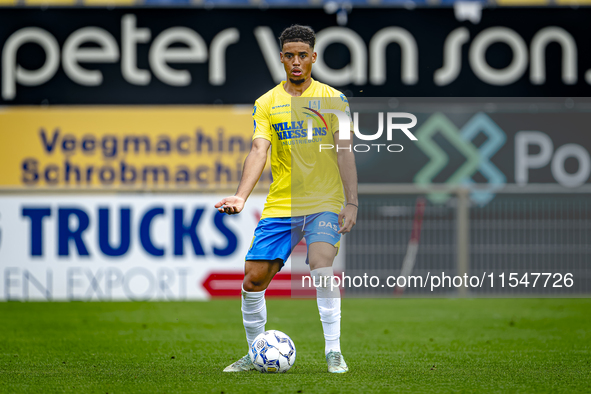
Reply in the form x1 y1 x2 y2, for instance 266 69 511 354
0 106 269 189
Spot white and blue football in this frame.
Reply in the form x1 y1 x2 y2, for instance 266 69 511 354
249 330 296 373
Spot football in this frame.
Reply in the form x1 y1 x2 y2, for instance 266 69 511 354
249 330 296 373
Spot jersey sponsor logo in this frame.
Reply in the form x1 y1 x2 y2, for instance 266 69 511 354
271 121 327 141
275 128 326 141
272 121 305 132
271 104 290 109
270 110 291 116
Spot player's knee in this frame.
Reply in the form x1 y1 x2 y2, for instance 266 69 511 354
243 276 268 292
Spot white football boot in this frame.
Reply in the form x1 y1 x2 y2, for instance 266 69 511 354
223 354 256 372
326 351 348 373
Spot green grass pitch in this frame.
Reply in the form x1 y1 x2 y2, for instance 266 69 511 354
1 298 590 393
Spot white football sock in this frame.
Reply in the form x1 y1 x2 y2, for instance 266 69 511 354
311 267 341 355
241 286 267 351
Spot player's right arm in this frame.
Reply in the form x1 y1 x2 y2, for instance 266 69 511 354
215 99 272 215
215 138 270 215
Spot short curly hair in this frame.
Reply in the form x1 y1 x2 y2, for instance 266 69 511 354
279 25 315 50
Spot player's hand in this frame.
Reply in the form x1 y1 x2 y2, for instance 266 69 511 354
214 196 245 215
338 204 357 234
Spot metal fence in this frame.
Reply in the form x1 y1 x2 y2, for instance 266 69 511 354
345 184 591 297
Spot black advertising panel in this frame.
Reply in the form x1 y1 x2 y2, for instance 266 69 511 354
1 8 591 104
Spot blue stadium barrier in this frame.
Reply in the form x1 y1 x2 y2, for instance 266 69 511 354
263 0 315 4
203 0 252 4
380 0 429 4
439 0 487 3
144 0 192 4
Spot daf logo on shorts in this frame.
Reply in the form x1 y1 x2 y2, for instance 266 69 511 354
319 221 339 232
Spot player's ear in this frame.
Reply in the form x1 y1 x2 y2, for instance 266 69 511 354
312 51 317 63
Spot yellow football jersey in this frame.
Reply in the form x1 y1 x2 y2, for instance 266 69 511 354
252 79 353 219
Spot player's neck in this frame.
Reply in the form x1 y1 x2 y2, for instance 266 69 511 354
283 77 313 97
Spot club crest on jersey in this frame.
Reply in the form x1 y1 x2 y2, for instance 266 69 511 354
308 100 321 111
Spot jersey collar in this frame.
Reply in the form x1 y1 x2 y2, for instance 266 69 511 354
280 78 317 98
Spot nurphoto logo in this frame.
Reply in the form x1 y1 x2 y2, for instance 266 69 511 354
305 109 418 153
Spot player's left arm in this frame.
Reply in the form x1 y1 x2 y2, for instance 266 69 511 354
335 130 358 234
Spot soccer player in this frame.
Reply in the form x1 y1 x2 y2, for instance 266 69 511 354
215 24 358 374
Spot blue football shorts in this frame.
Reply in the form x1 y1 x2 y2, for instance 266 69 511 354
245 211 341 267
